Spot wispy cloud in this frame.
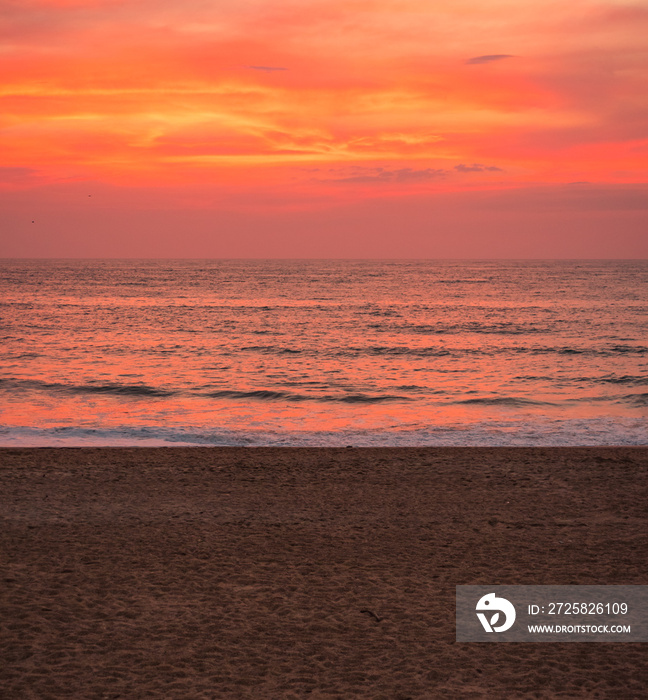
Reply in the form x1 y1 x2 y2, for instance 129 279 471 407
245 65 287 72
455 163 503 172
466 54 514 65
323 166 447 184
0 167 40 184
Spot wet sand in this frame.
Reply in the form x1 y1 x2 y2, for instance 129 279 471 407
1 447 647 699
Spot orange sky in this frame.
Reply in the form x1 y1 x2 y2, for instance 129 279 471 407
1 0 647 257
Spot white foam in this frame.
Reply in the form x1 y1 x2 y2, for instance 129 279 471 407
1 418 646 447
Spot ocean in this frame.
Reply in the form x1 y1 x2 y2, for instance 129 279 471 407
0 259 646 446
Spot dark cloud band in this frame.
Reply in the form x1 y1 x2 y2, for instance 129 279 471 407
466 54 514 65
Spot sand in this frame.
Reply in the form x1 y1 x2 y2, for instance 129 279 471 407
1 446 647 699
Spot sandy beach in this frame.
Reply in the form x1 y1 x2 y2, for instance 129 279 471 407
1 447 647 699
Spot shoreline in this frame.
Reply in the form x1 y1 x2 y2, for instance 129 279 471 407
2 447 647 698
2 413 648 450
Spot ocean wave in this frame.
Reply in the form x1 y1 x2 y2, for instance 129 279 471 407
324 340 648 359
454 397 557 407
598 375 648 386
512 375 555 381
0 378 175 397
529 346 648 357
466 345 647 357
206 389 305 401
621 393 648 407
204 389 411 403
605 345 648 355
363 346 452 357
241 346 303 354
71 384 175 397
2 417 646 447
517 375 648 386
399 323 549 335
333 394 411 403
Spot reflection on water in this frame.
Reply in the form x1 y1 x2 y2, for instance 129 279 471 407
0 259 646 445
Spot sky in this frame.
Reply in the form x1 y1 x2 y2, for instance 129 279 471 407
1 0 647 257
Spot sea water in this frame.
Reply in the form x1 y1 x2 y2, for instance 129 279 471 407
0 259 646 446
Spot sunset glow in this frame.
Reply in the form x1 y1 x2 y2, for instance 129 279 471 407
2 0 647 257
